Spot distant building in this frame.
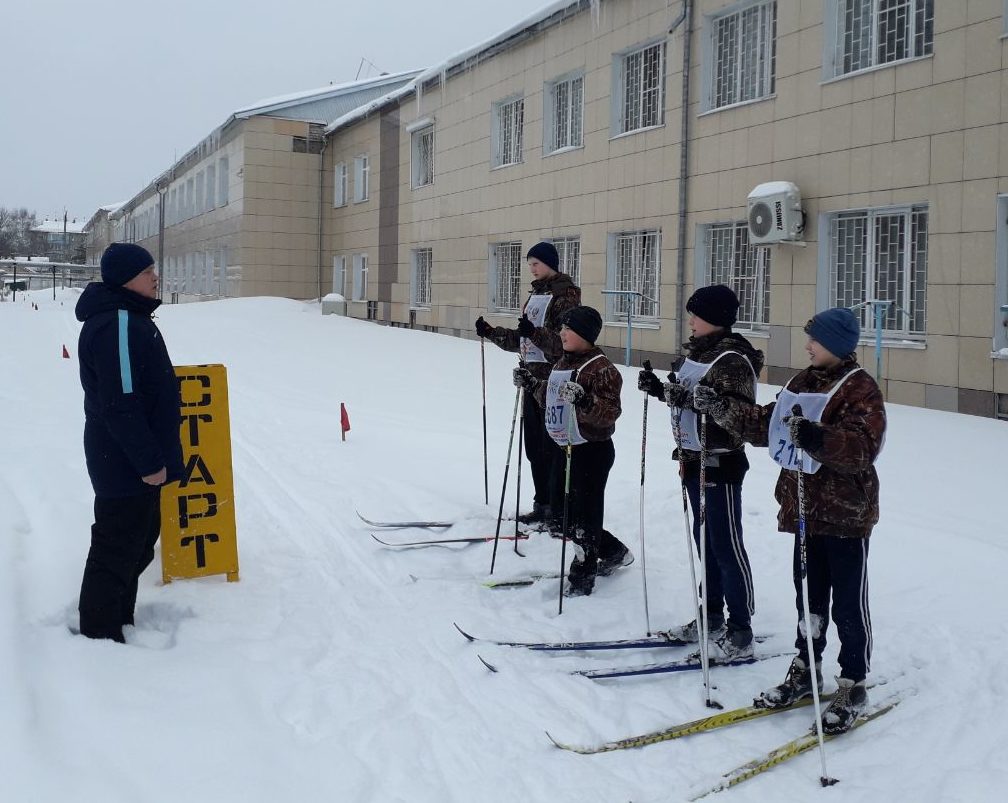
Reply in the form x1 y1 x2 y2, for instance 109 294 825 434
29 217 86 263
83 203 125 265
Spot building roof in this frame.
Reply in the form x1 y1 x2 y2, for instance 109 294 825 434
31 219 86 234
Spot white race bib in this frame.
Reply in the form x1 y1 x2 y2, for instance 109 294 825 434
520 294 552 364
545 354 605 447
671 352 755 453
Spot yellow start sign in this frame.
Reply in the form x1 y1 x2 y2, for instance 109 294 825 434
161 364 239 583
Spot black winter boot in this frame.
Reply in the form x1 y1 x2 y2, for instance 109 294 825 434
517 501 551 525
754 656 823 709
821 677 868 734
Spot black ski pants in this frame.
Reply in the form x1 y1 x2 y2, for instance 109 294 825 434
522 391 560 509
79 490 162 642
559 438 624 572
792 533 872 683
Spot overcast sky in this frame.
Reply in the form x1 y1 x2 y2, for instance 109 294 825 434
0 0 555 222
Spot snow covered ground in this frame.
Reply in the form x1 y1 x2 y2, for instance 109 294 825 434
1 288 1005 802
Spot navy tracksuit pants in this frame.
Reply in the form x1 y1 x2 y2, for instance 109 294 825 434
522 391 560 508
685 476 755 631
792 533 872 682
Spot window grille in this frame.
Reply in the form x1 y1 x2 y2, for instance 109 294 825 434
610 231 660 319
354 155 369 202
712 1 776 109
549 75 584 152
491 242 524 312
621 43 665 134
834 0 933 77
707 223 771 328
550 236 581 287
412 247 432 307
352 253 368 301
411 126 434 188
829 206 928 336
494 98 524 167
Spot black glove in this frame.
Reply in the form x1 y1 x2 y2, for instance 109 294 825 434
786 415 825 452
663 380 689 408
559 380 588 407
691 384 728 424
517 315 535 339
475 316 493 338
513 366 537 391
637 369 663 398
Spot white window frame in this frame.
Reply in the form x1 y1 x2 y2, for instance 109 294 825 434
332 255 347 297
818 204 929 340
352 253 368 301
548 236 581 287
491 95 524 168
334 162 348 207
698 222 771 331
612 40 666 136
544 71 585 155
702 0 777 113
206 163 216 211
218 157 229 206
185 179 194 220
605 230 661 322
353 155 369 202
195 171 205 216
488 241 524 313
823 0 934 80
410 126 435 189
994 196 1008 354
410 247 433 308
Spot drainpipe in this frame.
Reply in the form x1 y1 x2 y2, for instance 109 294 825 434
317 124 327 304
670 0 693 354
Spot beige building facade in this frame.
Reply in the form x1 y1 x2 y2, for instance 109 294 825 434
322 0 1008 419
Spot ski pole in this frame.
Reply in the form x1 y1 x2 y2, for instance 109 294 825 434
558 368 578 616
697 412 720 709
639 360 653 635
513 405 525 557
673 408 702 673
481 338 489 505
792 403 837 787
489 386 523 574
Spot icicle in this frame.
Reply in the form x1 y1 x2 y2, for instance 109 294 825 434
590 0 602 30
416 79 423 117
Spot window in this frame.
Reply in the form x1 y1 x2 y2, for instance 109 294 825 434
292 136 322 154
332 255 346 296
185 179 194 220
206 163 216 211
411 126 434 188
411 247 432 307
489 241 524 312
707 1 776 111
549 236 581 287
607 230 661 320
218 157 229 206
615 42 665 135
492 96 524 167
826 0 934 78
352 253 368 301
169 188 177 225
705 222 771 329
195 171 205 215
994 196 1008 353
545 73 584 154
826 206 928 337
334 162 348 207
353 155 369 202
218 245 229 297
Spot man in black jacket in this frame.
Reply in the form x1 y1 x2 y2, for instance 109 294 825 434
75 243 183 643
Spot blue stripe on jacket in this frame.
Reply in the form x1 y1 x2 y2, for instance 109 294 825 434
117 309 133 393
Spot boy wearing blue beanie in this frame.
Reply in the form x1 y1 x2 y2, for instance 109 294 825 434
693 306 886 735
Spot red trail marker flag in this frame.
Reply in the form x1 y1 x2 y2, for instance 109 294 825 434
340 403 351 441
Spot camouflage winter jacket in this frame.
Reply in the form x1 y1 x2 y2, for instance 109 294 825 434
726 357 886 538
673 331 765 484
485 272 581 382
533 346 622 442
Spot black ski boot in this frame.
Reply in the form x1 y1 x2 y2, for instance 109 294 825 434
517 501 551 526
754 656 823 709
821 677 868 734
665 616 726 643
597 541 634 576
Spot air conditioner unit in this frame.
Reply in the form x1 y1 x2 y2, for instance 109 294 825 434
747 181 804 245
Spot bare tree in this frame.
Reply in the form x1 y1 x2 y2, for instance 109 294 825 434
0 207 38 258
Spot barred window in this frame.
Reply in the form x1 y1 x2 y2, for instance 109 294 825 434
619 42 665 134
411 126 434 188
710 1 776 110
490 241 523 312
493 97 524 167
334 162 348 207
608 231 660 320
829 206 928 336
550 236 581 287
831 0 934 77
546 74 584 153
707 223 771 329
411 247 432 307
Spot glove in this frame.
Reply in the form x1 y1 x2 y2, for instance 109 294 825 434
785 415 825 452
517 315 535 338
637 369 664 398
663 380 689 408
559 380 586 406
512 366 537 390
475 316 493 338
691 384 728 424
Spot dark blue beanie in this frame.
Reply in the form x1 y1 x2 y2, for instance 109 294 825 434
101 243 154 286
562 306 603 344
687 284 739 328
526 241 559 271
806 307 860 358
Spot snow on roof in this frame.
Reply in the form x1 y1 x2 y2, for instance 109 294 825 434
326 0 588 135
31 219 86 234
98 202 125 213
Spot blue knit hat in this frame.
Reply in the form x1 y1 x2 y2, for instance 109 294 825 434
805 308 860 359
101 243 154 286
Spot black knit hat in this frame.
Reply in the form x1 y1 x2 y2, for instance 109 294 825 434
562 306 603 345
101 243 154 286
686 284 739 328
526 241 559 271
